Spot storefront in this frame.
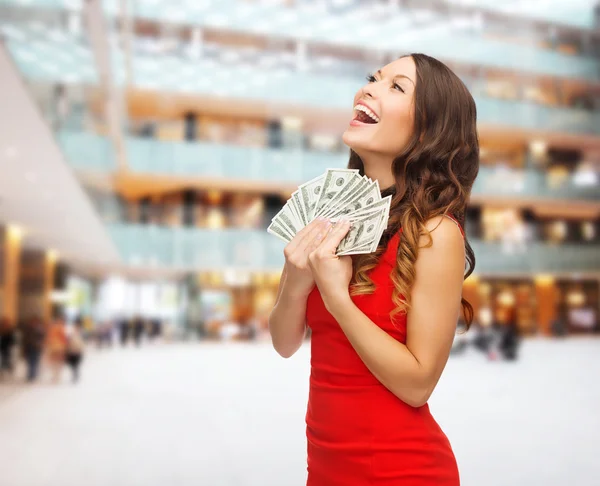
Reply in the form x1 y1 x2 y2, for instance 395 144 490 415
556 280 599 334
466 276 599 336
192 270 281 340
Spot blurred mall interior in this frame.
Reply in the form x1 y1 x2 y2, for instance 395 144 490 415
0 0 600 343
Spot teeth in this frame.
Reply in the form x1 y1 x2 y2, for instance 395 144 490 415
353 104 380 123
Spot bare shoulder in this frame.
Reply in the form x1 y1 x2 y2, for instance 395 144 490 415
419 215 465 256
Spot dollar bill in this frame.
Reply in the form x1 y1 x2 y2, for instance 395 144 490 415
353 197 390 253
298 174 325 222
325 180 382 220
267 169 391 256
272 202 301 236
284 196 303 229
337 207 387 254
270 214 295 238
337 244 372 256
313 169 359 217
267 220 292 243
291 190 309 228
343 194 391 222
318 173 365 218
368 207 390 253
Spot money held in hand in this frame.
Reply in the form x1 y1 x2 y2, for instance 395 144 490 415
267 169 391 255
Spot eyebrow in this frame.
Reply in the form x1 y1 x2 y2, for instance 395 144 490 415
376 69 415 86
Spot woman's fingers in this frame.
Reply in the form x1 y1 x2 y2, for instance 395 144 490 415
314 219 352 256
298 218 332 253
286 218 323 253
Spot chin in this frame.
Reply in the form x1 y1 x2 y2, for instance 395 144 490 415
342 129 365 152
342 131 371 157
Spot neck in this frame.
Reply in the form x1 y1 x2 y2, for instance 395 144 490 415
360 154 396 192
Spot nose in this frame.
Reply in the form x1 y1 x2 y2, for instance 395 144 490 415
361 83 376 100
361 83 374 98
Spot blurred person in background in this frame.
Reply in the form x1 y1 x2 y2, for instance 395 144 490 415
51 82 69 131
472 307 495 357
132 316 145 347
0 316 16 379
150 317 162 341
97 320 114 348
269 54 478 485
65 320 85 383
21 316 46 382
551 314 568 337
498 308 520 361
118 317 130 346
82 314 95 339
46 317 68 383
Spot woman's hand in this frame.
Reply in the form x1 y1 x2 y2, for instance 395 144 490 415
283 217 333 298
308 219 353 311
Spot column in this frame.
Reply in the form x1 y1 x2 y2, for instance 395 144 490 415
19 249 59 323
43 251 58 322
534 275 558 336
0 225 24 324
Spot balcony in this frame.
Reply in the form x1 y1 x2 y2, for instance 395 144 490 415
3 18 600 136
58 131 116 172
129 59 600 136
109 224 286 271
2 14 600 102
60 132 600 202
470 240 600 274
108 223 600 274
115 1 600 83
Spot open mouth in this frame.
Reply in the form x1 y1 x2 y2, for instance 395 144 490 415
353 104 380 124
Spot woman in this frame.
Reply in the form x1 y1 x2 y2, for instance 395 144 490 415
65 321 85 383
46 318 68 383
21 316 46 382
268 53 478 485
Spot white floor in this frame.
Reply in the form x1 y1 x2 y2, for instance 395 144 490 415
1 338 599 486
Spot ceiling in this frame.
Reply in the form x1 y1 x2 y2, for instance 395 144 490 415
0 43 120 270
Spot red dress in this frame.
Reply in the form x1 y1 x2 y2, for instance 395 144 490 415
305 223 462 485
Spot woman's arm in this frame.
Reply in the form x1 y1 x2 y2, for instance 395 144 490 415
268 263 310 358
324 217 466 407
269 218 332 358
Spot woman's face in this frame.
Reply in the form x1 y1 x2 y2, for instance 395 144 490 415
342 56 417 160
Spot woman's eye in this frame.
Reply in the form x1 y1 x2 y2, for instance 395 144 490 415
393 83 405 93
366 74 377 83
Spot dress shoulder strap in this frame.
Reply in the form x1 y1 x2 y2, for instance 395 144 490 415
442 214 465 239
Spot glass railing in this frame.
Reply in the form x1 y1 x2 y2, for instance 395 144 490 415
2 3 599 87
474 98 600 136
108 224 286 270
58 131 117 172
3 21 599 135
0 22 97 84
130 59 600 135
124 136 344 183
108 223 600 273
473 165 600 201
444 0 597 29
1 0 595 30
110 2 598 82
469 240 600 273
58 131 600 202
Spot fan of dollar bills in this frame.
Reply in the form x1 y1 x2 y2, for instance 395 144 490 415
267 169 391 255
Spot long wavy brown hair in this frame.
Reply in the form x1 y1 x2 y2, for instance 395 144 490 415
349 53 479 330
